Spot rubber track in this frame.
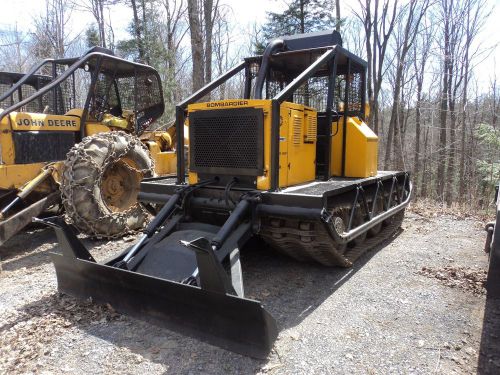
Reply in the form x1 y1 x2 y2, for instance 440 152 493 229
259 210 405 267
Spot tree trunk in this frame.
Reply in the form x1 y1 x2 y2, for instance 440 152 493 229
204 0 214 98
437 78 448 202
437 1 450 202
335 0 341 31
299 0 305 33
384 104 395 169
414 87 422 199
458 95 467 204
385 57 405 170
420 123 430 198
364 1 374 130
187 0 205 91
131 0 145 61
394 94 407 170
492 79 498 127
140 0 150 64
446 96 456 206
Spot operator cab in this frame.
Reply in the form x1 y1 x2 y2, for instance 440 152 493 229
0 49 164 138
180 30 375 191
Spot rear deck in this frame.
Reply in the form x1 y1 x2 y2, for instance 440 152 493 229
139 171 407 208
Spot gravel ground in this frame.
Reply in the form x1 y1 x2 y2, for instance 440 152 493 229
1 208 498 374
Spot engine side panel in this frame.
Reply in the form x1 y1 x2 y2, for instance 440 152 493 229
330 116 378 178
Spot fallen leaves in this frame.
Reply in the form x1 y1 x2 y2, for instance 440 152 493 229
418 265 487 295
409 199 490 221
0 293 120 374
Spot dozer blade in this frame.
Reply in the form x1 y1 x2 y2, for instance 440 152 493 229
0 192 60 247
47 217 278 359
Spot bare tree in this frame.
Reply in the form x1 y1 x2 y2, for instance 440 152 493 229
435 0 454 201
72 0 115 49
384 0 429 170
162 0 188 58
355 0 399 133
187 0 222 92
161 0 189 102
151 0 190 116
211 5 244 99
203 0 215 85
341 16 366 57
335 0 341 32
130 0 146 61
411 19 432 199
457 0 487 203
31 0 76 59
443 1 470 205
0 25 30 72
431 0 488 205
187 0 204 91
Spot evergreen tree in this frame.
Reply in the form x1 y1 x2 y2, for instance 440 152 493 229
257 0 338 52
85 25 100 48
116 0 152 62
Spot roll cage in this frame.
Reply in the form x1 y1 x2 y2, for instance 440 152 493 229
0 47 164 137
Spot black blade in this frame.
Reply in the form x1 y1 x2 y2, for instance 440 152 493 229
51 252 278 359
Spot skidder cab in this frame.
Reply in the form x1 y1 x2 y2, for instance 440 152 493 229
43 31 411 358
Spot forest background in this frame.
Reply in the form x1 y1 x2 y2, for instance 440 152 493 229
0 0 499 209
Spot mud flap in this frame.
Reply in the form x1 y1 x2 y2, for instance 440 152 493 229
47 217 278 358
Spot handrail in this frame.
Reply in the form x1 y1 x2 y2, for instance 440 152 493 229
324 179 412 244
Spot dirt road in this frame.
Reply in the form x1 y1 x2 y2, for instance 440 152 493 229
1 209 498 374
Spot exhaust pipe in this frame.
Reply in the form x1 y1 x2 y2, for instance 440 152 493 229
253 39 285 99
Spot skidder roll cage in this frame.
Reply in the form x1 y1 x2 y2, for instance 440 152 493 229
0 72 52 112
0 48 166 245
0 47 164 137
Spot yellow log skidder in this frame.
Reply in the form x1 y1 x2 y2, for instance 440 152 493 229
0 48 180 245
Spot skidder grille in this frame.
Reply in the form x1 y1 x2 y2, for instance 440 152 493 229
13 131 76 164
189 107 264 176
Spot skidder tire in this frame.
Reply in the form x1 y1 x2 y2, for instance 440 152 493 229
60 131 154 238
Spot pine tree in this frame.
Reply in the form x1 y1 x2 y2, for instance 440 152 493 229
257 0 338 52
85 25 100 48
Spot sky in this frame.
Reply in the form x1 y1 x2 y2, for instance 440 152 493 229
0 0 499 91
0 0 285 42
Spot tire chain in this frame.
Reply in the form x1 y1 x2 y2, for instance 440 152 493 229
60 131 155 239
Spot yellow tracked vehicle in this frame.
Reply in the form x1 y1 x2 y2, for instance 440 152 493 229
43 31 411 358
0 47 178 245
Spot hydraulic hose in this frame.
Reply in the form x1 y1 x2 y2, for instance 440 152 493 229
116 178 217 268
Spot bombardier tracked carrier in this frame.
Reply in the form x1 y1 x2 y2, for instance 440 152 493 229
44 30 411 358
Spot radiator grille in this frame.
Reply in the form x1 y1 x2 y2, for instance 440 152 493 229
13 131 76 164
189 107 264 176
